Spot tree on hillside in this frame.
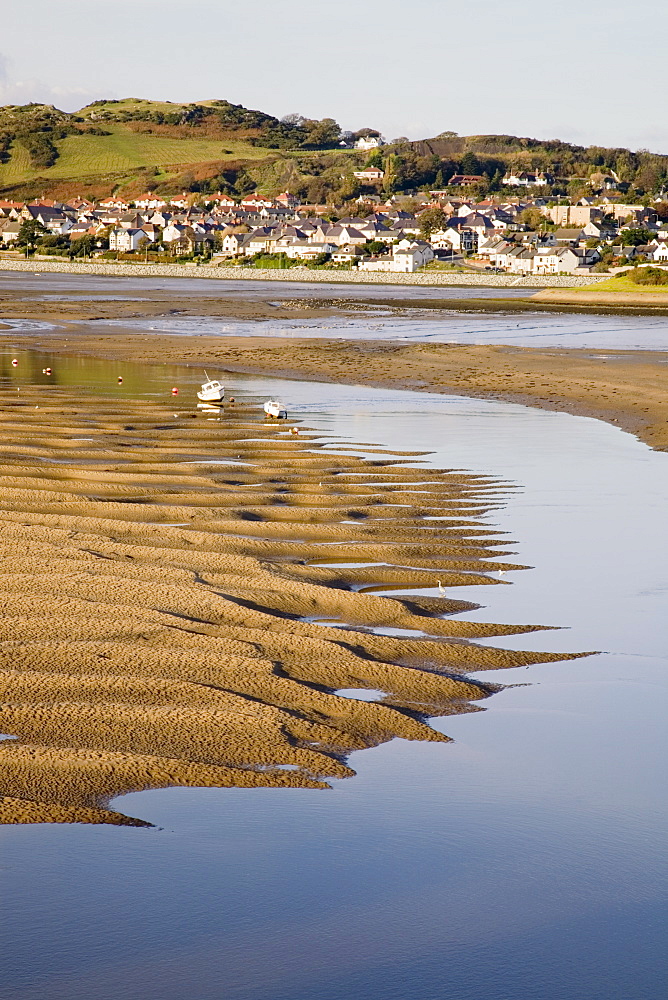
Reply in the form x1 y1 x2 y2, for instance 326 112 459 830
302 118 341 147
364 240 389 255
39 233 70 251
16 219 47 256
280 113 306 126
519 206 546 231
234 169 256 195
69 234 97 259
567 178 587 199
382 153 401 194
419 207 448 238
635 158 666 194
468 179 490 200
619 227 656 246
460 151 480 175
336 175 361 202
306 177 328 204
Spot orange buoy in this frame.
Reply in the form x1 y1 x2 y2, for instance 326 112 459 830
117 376 123 384
171 387 179 395
45 367 52 375
11 359 18 367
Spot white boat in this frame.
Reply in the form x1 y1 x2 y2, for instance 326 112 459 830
264 399 287 419
197 377 225 403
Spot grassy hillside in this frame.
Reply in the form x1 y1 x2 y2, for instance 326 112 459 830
2 96 668 204
0 124 266 187
0 124 268 184
0 98 339 200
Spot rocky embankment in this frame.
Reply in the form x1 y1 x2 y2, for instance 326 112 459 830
0 258 605 288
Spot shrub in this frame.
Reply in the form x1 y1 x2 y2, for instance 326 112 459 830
627 266 668 285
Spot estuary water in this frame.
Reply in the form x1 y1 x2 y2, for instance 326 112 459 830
105 308 668 349
0 353 666 1000
3 269 668 349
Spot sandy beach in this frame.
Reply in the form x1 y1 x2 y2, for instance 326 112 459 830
0 382 579 826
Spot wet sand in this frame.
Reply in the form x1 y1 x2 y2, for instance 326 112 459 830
9 325 668 452
0 385 582 826
4 279 664 326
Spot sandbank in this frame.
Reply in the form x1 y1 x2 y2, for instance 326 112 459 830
0 384 583 826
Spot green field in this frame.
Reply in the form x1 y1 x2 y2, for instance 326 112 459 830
0 124 269 186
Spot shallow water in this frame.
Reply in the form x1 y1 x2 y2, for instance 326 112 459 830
0 269 529 301
3 270 668 349
92 308 668 350
0 354 667 999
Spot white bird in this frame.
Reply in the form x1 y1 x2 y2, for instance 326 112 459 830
437 579 446 596
498 569 505 577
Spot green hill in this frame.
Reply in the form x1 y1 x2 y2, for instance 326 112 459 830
1 97 667 204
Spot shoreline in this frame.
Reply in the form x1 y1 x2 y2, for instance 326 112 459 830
8 326 668 452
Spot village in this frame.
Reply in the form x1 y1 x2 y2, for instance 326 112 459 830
1 173 667 275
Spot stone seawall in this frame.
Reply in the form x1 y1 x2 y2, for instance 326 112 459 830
0 258 606 289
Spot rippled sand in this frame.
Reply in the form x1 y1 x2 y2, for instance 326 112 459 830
0 386 583 826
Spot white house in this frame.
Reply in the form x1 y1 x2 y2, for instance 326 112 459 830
169 192 191 210
210 193 237 208
331 245 366 263
242 234 275 255
478 237 513 264
240 196 275 209
651 243 668 262
505 246 536 274
162 223 190 245
355 135 384 150
582 220 618 241
502 172 551 187
393 239 434 271
134 193 167 211
99 197 129 212
0 221 20 244
531 246 599 274
108 227 153 252
281 240 338 260
353 167 385 183
358 239 433 273
430 224 477 253
220 232 248 255
322 225 368 246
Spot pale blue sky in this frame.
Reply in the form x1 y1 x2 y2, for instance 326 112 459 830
2 0 665 151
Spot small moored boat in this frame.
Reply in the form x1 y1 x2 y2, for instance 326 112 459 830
263 399 287 419
197 375 225 403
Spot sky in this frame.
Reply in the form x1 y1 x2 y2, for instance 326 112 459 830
1 0 666 152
